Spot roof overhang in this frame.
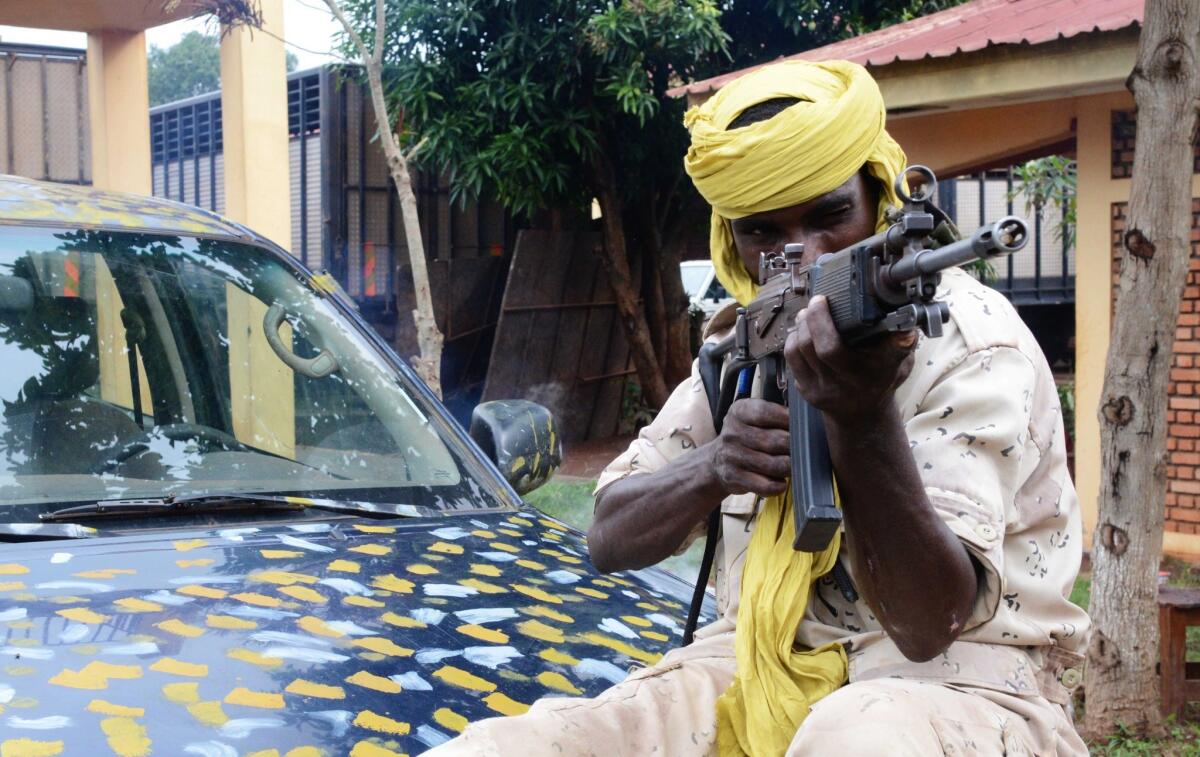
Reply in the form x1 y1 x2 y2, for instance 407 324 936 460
0 0 208 33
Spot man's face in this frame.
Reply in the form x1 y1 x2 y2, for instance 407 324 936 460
729 170 878 280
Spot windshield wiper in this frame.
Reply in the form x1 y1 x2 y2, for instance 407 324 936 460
39 493 305 522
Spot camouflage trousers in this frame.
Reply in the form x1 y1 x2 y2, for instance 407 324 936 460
423 631 1088 756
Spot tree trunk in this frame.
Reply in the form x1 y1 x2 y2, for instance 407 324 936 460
656 235 693 386
642 235 668 362
324 0 444 397
1084 0 1200 738
593 181 670 410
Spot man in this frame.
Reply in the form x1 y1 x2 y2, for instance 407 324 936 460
429 59 1088 756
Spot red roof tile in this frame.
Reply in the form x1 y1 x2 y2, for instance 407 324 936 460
672 0 1143 97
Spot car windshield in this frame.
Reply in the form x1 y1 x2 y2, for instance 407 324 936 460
679 263 711 299
0 227 506 515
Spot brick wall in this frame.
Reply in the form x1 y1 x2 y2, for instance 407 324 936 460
1111 109 1200 179
1112 200 1200 534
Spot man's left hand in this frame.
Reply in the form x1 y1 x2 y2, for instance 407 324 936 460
783 295 917 423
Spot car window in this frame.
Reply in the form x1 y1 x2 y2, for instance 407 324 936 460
679 263 711 299
703 277 729 302
0 227 504 514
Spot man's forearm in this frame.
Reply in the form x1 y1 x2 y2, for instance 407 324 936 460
589 446 725 573
825 403 978 661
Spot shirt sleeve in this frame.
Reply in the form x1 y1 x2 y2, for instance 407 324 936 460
594 356 718 554
904 345 1037 632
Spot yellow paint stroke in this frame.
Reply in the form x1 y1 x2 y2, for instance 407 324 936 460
87 700 144 717
354 524 396 534
149 658 208 677
68 645 98 656
8 639 38 648
73 568 135 579
432 665 496 692
344 596 384 608
423 555 447 562
349 543 391 556
231 592 283 608
458 578 507 594
470 564 502 577
471 529 497 539
5 666 35 677
483 692 529 716
508 516 534 527
0 564 30 575
488 542 520 554
50 661 141 690
113 598 162 613
456 624 509 644
345 671 402 694
405 564 439 575
279 585 327 604
575 587 608 600
49 596 89 606
349 742 403 757
9 592 35 601
516 619 564 644
433 707 467 733
172 539 208 552
554 554 583 565
497 529 523 538
538 648 580 666
508 456 525 473
523 607 573 623
155 619 204 638
176 584 228 600
353 710 410 735
640 630 669 642
636 602 659 611
577 632 662 665
284 748 322 757
100 716 151 757
329 559 361 573
371 575 415 594
515 559 546 570
0 582 25 592
206 614 257 630
250 570 318 586
176 558 214 568
0 739 63 757
224 687 285 709
538 519 566 531
353 637 413 657
55 607 109 625
7 696 37 708
380 612 425 629
542 532 563 542
608 575 636 587
537 671 583 695
498 669 530 684
298 615 343 638
187 701 228 727
161 682 200 704
247 751 281 757
593 578 616 588
227 648 283 668
427 541 463 555
286 679 346 699
261 549 304 559
512 585 561 604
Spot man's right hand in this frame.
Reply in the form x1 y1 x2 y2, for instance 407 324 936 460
706 398 791 498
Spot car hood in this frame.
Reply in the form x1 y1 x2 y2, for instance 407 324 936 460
0 509 705 754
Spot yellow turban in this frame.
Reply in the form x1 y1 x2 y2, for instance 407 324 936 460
683 59 907 305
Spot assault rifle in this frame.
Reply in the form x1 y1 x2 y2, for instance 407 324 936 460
700 166 1028 551
681 166 1027 645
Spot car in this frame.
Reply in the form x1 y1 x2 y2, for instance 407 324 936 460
0 176 709 755
680 259 734 322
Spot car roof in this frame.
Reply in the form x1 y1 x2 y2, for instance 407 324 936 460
680 260 712 268
0 174 260 242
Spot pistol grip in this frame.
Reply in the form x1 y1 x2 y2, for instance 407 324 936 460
787 375 841 552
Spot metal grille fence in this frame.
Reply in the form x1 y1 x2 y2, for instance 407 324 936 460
0 43 90 184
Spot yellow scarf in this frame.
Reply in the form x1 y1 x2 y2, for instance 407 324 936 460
682 60 907 755
683 60 908 306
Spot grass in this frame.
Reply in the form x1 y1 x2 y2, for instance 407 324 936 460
526 478 1200 751
523 477 705 580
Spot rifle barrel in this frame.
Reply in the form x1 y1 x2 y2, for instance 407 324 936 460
882 216 1028 285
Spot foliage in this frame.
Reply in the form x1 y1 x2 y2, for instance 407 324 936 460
148 31 298 106
1057 380 1075 445
1008 155 1077 251
618 381 659 435
1089 720 1200 756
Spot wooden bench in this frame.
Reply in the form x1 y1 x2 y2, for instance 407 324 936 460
1159 586 1200 718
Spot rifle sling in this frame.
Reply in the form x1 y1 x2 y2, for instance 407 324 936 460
683 505 721 646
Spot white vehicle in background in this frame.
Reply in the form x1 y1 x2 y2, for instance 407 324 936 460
680 259 734 322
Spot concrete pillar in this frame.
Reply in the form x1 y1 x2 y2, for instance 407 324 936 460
86 30 151 193
220 0 292 250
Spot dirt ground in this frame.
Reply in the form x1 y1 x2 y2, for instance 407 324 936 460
557 435 635 480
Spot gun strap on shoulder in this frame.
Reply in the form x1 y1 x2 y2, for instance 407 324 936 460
682 506 721 646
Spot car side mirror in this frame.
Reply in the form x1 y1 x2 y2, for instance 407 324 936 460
469 400 562 495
